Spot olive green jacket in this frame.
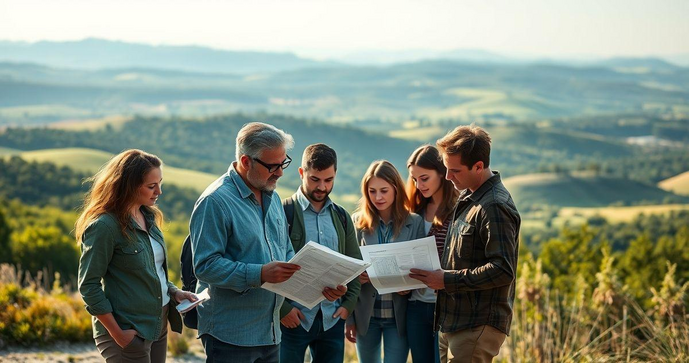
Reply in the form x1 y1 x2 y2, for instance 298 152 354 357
77 208 183 340
279 194 362 318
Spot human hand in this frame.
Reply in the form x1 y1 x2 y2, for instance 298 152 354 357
409 268 445 290
345 324 357 343
397 290 410 296
323 285 347 301
359 271 370 284
172 290 198 304
114 329 139 349
261 262 301 283
333 306 349 320
280 307 305 329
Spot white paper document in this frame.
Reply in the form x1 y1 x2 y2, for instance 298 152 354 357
175 289 211 314
359 236 442 294
262 241 371 309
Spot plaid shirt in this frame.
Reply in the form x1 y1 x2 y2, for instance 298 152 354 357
435 171 520 335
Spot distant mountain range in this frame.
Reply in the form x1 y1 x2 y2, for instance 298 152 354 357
0 38 340 74
0 38 685 74
1 57 687 125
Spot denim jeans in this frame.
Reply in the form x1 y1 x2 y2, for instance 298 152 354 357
406 300 440 363
356 317 409 363
280 311 345 363
201 334 279 363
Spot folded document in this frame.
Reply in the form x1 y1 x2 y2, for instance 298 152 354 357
175 289 211 314
262 241 371 309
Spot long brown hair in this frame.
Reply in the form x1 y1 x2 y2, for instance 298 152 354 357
75 149 164 243
355 160 410 238
406 145 458 226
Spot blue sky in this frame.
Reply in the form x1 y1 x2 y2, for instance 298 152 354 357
1 0 687 59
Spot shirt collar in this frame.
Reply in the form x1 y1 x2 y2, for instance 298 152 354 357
296 186 332 213
461 171 502 202
228 162 269 200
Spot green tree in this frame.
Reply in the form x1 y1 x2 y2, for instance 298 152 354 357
539 224 605 297
0 206 10 263
10 226 78 282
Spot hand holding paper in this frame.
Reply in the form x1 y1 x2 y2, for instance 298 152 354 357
175 289 211 314
409 268 445 290
262 242 370 309
359 236 442 294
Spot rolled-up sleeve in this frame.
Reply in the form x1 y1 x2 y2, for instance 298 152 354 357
444 203 519 293
78 220 115 316
190 196 263 292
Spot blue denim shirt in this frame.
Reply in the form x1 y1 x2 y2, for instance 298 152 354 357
291 187 340 332
189 163 295 346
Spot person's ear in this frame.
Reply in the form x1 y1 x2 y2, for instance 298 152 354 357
240 155 252 169
298 167 304 179
474 161 484 172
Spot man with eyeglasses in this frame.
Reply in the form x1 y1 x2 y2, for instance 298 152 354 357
190 122 301 362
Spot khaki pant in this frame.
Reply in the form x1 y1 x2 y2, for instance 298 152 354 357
95 305 169 363
439 325 506 363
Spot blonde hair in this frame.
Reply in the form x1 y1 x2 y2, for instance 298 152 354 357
75 149 164 243
406 145 458 226
355 160 410 238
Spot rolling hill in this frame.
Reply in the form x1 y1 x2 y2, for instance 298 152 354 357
1 54 687 125
503 172 688 211
658 171 689 196
5 147 222 193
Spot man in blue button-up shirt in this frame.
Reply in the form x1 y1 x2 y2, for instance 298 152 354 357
190 122 300 362
279 144 361 363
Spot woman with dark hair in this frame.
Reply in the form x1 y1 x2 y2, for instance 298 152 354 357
405 145 459 363
77 149 196 363
345 160 425 363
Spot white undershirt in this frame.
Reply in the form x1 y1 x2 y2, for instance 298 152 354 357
410 219 438 303
149 234 171 306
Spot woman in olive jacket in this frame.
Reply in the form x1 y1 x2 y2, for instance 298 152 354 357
77 149 196 363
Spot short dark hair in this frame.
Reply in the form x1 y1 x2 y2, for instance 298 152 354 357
436 125 491 168
302 143 337 171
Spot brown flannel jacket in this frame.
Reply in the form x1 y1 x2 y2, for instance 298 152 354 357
435 171 520 335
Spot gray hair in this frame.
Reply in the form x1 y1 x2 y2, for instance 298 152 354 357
235 122 295 161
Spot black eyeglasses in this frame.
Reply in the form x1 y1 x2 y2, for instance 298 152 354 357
252 155 292 173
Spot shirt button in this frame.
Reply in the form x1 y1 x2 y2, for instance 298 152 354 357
135 250 138 252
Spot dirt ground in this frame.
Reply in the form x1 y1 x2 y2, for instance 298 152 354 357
0 342 206 362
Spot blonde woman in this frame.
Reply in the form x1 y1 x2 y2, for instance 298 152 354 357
77 149 196 363
345 160 425 363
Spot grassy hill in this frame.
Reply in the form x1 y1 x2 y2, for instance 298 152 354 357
6 147 222 193
658 171 689 196
0 146 19 155
1 57 687 125
554 204 689 225
503 172 688 211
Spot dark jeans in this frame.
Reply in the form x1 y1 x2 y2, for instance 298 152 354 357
406 301 440 363
201 334 279 363
280 311 345 363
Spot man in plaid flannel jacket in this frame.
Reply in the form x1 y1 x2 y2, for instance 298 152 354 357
410 125 520 363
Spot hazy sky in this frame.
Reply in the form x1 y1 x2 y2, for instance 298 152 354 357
1 0 688 59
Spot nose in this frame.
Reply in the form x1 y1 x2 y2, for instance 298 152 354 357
274 167 283 177
445 170 452 181
156 186 162 195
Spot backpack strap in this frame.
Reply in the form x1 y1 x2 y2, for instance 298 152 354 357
283 197 295 236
